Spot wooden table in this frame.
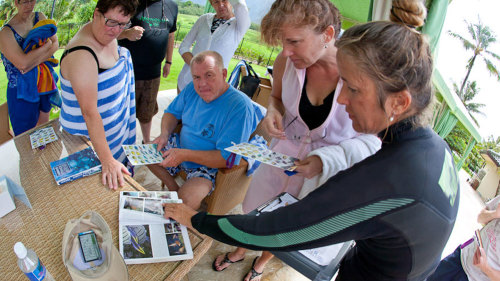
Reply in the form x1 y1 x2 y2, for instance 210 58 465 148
0 120 212 280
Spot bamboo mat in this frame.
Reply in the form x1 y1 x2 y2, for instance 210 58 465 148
0 120 212 280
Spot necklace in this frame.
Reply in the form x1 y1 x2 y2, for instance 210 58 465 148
144 0 166 29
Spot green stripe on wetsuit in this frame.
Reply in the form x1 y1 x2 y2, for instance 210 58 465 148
217 198 415 248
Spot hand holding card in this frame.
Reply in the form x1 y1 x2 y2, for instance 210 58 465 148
475 229 484 249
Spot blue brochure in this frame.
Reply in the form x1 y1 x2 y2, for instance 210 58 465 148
50 147 102 185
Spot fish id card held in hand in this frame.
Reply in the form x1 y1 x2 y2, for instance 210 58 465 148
30 126 58 149
122 144 164 166
225 143 299 171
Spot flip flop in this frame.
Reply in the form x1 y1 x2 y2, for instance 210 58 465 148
212 252 244 272
244 256 263 281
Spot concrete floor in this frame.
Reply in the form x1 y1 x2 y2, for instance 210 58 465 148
132 90 487 281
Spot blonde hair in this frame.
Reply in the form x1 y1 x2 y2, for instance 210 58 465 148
390 0 427 28
336 0 432 126
260 0 341 46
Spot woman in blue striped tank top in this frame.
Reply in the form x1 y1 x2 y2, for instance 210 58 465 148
59 0 139 190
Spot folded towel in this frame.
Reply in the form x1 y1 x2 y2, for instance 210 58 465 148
18 19 60 106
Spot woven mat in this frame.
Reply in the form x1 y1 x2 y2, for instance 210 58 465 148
0 120 212 280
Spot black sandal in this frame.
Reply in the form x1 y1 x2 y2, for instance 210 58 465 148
212 252 244 272
244 256 263 281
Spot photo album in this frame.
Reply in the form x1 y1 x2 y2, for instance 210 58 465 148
49 147 101 185
225 143 299 171
30 126 58 149
122 144 164 166
118 191 193 264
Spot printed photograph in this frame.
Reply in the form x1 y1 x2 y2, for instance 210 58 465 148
164 223 174 234
122 225 153 259
166 233 186 256
122 191 140 197
173 222 182 233
155 191 174 199
143 198 163 216
138 192 154 198
123 197 144 212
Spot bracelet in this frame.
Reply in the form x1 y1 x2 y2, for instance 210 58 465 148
165 60 172 65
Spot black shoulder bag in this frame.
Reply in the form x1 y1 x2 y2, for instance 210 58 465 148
239 61 261 99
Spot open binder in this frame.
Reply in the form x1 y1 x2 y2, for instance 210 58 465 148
250 192 354 281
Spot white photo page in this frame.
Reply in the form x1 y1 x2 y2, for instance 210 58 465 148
118 191 193 264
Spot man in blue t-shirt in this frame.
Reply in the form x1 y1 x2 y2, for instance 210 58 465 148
148 51 259 209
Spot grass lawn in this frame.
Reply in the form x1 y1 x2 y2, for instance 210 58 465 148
0 47 270 105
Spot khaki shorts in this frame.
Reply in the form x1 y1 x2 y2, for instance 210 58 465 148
135 78 161 123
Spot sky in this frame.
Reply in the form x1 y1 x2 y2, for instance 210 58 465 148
436 0 500 139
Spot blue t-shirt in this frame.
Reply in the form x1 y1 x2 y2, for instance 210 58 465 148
166 82 258 169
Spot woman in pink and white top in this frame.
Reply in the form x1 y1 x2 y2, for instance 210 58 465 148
212 1 380 280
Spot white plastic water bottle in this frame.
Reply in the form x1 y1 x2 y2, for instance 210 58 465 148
14 242 55 281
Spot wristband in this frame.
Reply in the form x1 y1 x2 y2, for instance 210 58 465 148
165 60 172 65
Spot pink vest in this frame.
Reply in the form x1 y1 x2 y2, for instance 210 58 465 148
242 58 357 213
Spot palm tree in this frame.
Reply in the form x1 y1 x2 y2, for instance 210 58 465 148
479 135 500 153
452 80 485 126
449 19 500 97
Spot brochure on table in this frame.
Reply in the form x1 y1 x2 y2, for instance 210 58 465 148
122 144 163 166
258 193 343 266
29 126 58 149
225 143 299 171
0 175 32 218
49 147 102 185
118 191 193 264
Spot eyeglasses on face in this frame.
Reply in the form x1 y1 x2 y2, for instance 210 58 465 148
100 12 131 29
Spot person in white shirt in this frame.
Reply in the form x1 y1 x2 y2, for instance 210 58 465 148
176 0 250 92
428 195 500 281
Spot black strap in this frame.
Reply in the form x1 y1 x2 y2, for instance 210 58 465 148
60 46 100 69
243 60 259 78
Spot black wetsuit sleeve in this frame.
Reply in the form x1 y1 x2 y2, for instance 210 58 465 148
191 154 417 252
190 127 457 256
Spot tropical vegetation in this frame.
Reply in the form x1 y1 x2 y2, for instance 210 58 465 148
445 19 500 175
449 19 500 98
452 81 485 126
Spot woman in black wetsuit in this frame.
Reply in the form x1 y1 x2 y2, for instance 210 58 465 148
163 1 460 280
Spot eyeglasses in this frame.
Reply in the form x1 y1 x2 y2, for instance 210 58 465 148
283 116 328 143
101 12 131 29
19 0 35 5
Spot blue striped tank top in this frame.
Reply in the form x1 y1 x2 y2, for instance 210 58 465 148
59 46 136 162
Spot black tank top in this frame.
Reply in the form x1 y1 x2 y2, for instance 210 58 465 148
60 46 108 73
298 77 335 130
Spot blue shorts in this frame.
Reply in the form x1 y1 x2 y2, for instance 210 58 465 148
7 87 52 135
426 246 468 281
165 133 217 195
